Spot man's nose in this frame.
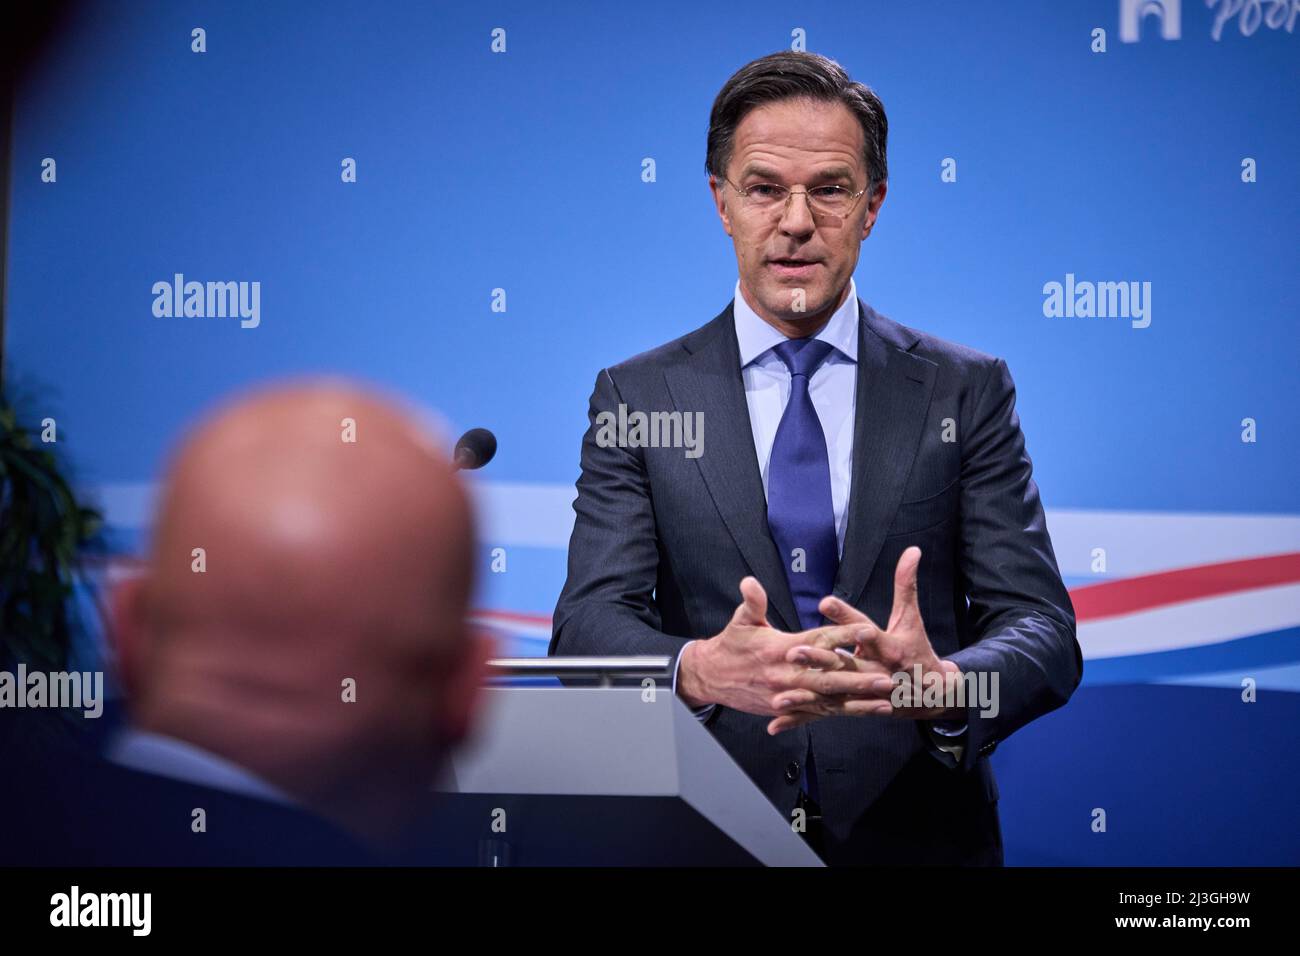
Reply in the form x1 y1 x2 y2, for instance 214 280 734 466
778 188 816 235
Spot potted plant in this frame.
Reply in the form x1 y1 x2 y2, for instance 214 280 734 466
0 389 104 746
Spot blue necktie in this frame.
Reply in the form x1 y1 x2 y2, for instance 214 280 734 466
767 338 839 630
766 337 838 805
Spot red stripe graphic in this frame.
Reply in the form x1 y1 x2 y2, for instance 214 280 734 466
1069 552 1300 622
476 553 1300 631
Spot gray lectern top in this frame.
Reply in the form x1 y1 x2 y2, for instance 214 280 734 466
430 686 823 866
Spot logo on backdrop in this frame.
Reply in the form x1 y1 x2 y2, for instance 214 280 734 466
1120 0 1181 42
1119 0 1298 42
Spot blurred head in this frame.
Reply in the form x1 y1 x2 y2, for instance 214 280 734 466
110 379 491 844
706 51 889 337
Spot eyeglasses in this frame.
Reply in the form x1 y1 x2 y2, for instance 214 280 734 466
724 177 870 220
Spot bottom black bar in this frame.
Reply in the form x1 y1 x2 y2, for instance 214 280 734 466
0 866 1294 940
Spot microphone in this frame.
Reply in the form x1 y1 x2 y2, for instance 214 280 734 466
453 428 497 471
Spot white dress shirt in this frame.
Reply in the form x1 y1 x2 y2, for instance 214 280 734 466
106 727 296 806
733 277 860 555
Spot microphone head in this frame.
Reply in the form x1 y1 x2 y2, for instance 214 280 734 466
453 428 497 471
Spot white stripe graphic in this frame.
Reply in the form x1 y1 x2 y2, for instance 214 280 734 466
89 482 1300 577
471 615 552 639
1046 509 1300 577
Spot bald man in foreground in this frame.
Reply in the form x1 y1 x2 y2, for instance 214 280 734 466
4 381 490 865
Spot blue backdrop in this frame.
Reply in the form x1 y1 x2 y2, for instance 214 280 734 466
5 0 1298 864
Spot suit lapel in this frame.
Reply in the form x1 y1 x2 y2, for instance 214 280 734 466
662 303 801 633
831 299 939 610
662 296 938 631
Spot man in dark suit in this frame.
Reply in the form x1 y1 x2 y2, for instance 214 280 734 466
550 51 1082 865
1 381 492 866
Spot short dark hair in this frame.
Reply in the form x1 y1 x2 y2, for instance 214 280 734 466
705 51 888 192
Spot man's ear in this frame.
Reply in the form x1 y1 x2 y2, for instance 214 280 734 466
862 181 888 240
108 572 149 702
437 628 497 749
708 175 734 237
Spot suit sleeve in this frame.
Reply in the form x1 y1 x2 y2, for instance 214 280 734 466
943 357 1084 772
550 369 707 686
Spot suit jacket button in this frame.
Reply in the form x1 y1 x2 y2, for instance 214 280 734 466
784 761 800 784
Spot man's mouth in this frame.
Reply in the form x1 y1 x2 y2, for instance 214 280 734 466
768 258 822 275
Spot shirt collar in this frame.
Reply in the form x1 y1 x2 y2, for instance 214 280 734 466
106 727 297 807
732 276 860 368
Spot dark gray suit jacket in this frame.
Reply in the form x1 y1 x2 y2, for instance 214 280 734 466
550 297 1083 865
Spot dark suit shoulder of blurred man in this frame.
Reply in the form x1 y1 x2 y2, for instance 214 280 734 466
2 714 374 866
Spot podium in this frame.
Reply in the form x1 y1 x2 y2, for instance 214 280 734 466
429 686 823 866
